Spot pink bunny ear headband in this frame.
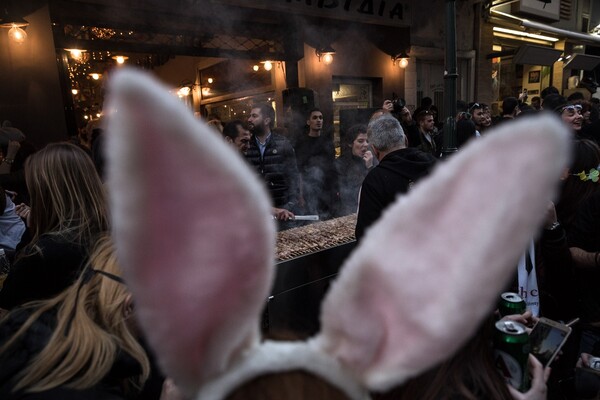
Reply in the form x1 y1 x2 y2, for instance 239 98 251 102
105 69 570 400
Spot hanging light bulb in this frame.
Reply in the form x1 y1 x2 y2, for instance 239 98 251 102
399 58 409 68
263 61 273 71
8 25 27 44
72 89 79 95
111 55 129 64
252 65 259 72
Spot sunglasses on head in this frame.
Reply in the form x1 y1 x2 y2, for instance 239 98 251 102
65 268 126 335
458 112 472 120
468 103 481 112
559 104 583 113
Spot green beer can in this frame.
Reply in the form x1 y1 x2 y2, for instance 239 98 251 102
494 320 530 392
498 292 526 317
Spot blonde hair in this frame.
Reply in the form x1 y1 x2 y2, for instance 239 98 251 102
0 236 150 393
24 142 108 247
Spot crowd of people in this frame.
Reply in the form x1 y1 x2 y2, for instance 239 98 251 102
0 73 598 400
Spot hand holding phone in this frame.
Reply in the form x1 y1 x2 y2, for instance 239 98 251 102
529 317 572 367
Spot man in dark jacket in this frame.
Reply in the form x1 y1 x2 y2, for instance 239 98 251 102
355 114 437 241
245 103 300 224
294 108 337 220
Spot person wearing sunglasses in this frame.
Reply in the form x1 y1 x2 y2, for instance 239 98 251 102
467 102 486 136
555 103 584 134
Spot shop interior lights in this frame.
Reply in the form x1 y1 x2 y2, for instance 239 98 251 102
67 49 87 60
492 27 558 43
261 61 273 71
112 55 129 64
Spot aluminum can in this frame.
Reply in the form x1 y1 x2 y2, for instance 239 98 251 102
589 357 600 371
498 292 526 317
0 248 10 290
494 320 531 392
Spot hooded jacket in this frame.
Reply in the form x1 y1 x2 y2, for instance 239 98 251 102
355 147 436 240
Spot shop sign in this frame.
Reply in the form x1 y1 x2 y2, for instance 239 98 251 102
511 0 560 22
212 0 410 27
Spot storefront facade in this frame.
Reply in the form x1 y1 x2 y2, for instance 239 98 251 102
5 0 598 146
485 0 600 114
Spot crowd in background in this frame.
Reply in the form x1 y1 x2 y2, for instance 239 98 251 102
0 81 599 400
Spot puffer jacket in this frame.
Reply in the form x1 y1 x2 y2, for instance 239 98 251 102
245 133 300 211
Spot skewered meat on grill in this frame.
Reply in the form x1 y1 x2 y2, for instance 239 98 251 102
276 214 357 261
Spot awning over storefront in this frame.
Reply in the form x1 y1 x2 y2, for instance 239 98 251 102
486 45 562 66
491 9 600 46
563 54 600 71
513 45 562 66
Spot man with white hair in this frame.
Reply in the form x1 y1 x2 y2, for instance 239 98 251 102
355 115 436 240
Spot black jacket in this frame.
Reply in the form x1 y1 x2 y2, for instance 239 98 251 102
0 307 142 400
335 154 369 216
245 133 300 211
294 134 337 218
0 233 90 310
355 147 436 240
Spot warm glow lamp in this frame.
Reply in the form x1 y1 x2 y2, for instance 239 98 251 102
8 25 26 44
67 49 87 59
316 46 336 65
0 11 29 44
111 55 129 64
392 51 410 68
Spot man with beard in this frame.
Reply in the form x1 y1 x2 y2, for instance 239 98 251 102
355 115 436 241
415 110 440 157
294 108 337 220
468 102 487 136
245 103 300 225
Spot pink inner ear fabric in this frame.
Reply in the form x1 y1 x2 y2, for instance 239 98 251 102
317 115 569 391
106 69 275 393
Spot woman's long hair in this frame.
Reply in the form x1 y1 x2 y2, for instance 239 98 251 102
0 236 150 393
374 316 513 400
24 142 108 247
556 139 600 231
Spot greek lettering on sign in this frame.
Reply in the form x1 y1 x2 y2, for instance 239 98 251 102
285 0 404 20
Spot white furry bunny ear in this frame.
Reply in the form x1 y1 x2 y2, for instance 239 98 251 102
315 115 570 391
105 69 276 393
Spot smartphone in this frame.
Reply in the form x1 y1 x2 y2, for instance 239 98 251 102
529 317 572 367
